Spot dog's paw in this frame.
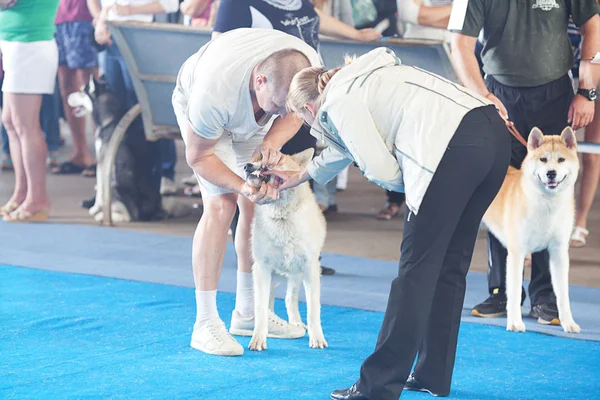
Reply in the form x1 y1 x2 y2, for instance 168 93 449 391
561 320 581 333
111 211 131 223
89 204 101 216
506 319 526 332
309 335 328 349
249 334 267 351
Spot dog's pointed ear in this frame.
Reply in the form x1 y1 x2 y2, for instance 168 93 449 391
291 148 315 167
560 126 577 150
528 127 544 150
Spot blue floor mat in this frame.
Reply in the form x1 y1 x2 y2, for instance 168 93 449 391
1 223 599 342
1 265 599 400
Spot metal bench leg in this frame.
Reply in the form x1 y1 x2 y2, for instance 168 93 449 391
100 104 142 226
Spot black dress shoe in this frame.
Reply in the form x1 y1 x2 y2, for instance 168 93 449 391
330 383 368 400
404 374 449 397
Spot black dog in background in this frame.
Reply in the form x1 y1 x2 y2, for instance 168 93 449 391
69 75 164 222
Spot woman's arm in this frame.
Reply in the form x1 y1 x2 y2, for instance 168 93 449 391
314 8 381 42
180 0 211 18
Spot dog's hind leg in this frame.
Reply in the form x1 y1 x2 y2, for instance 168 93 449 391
506 247 526 332
548 245 580 333
303 259 327 349
285 274 304 328
249 263 271 351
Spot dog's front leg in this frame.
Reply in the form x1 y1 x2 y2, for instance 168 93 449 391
249 263 271 351
285 274 305 328
548 244 580 333
90 138 103 218
506 247 526 332
303 260 327 349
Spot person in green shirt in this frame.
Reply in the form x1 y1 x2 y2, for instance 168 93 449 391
0 0 60 222
449 0 600 328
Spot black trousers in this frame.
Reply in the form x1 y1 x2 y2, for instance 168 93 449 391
357 106 510 400
386 190 405 206
230 123 317 241
484 74 574 305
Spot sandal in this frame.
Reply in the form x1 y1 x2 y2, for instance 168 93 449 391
3 207 49 223
1 154 13 171
376 202 402 220
570 226 589 248
51 161 86 175
81 164 97 178
47 152 60 169
0 201 20 217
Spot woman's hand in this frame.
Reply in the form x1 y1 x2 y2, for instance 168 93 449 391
263 168 310 191
354 28 382 42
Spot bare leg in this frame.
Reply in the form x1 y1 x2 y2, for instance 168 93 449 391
235 195 255 273
5 93 49 214
1 96 26 207
192 193 238 290
56 66 97 167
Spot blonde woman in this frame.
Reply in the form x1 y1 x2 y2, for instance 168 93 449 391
267 48 511 399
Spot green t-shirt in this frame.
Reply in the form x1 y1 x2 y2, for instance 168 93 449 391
448 0 600 87
0 0 60 42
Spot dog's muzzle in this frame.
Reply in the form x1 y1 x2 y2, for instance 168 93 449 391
244 163 270 186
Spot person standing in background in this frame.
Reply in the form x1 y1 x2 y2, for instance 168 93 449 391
51 0 99 178
0 0 60 222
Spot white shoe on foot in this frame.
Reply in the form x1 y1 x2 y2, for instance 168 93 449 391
190 318 244 356
229 310 306 339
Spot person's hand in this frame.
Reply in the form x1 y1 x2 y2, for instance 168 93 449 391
485 92 511 125
355 28 382 42
94 21 112 46
569 94 595 131
240 181 279 204
111 3 132 16
252 141 283 168
263 169 305 191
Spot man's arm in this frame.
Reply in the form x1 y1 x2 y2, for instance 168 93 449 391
251 113 304 167
450 33 510 121
183 124 246 194
569 13 600 130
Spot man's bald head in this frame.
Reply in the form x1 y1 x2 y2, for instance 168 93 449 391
256 49 312 91
252 48 312 115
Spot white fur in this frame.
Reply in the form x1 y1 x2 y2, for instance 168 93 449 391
248 150 328 350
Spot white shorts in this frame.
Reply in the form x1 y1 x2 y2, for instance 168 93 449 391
173 102 267 198
0 39 58 95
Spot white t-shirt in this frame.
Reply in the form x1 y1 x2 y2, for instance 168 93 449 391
176 28 322 142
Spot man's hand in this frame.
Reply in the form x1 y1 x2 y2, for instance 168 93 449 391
355 28 383 42
484 93 510 124
569 95 595 131
94 20 112 45
252 141 283 168
240 181 279 204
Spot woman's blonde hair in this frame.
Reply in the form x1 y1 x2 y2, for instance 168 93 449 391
286 55 355 117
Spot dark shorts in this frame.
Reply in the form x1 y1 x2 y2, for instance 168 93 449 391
55 20 99 70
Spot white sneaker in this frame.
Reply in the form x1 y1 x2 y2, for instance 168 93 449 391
190 318 244 356
229 310 306 339
160 177 177 196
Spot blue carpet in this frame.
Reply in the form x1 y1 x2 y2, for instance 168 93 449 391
1 223 599 342
1 265 600 400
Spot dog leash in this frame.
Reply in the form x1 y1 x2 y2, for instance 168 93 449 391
506 122 528 147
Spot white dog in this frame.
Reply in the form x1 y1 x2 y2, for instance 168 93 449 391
482 127 580 333
244 148 328 351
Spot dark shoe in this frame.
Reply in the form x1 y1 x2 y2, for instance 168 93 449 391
321 266 336 276
530 302 560 325
81 196 95 209
331 383 368 400
471 292 507 318
404 373 449 397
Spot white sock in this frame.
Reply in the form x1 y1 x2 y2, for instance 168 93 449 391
235 271 254 318
195 290 219 327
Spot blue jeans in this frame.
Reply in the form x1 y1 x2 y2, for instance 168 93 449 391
1 82 61 156
100 43 176 180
